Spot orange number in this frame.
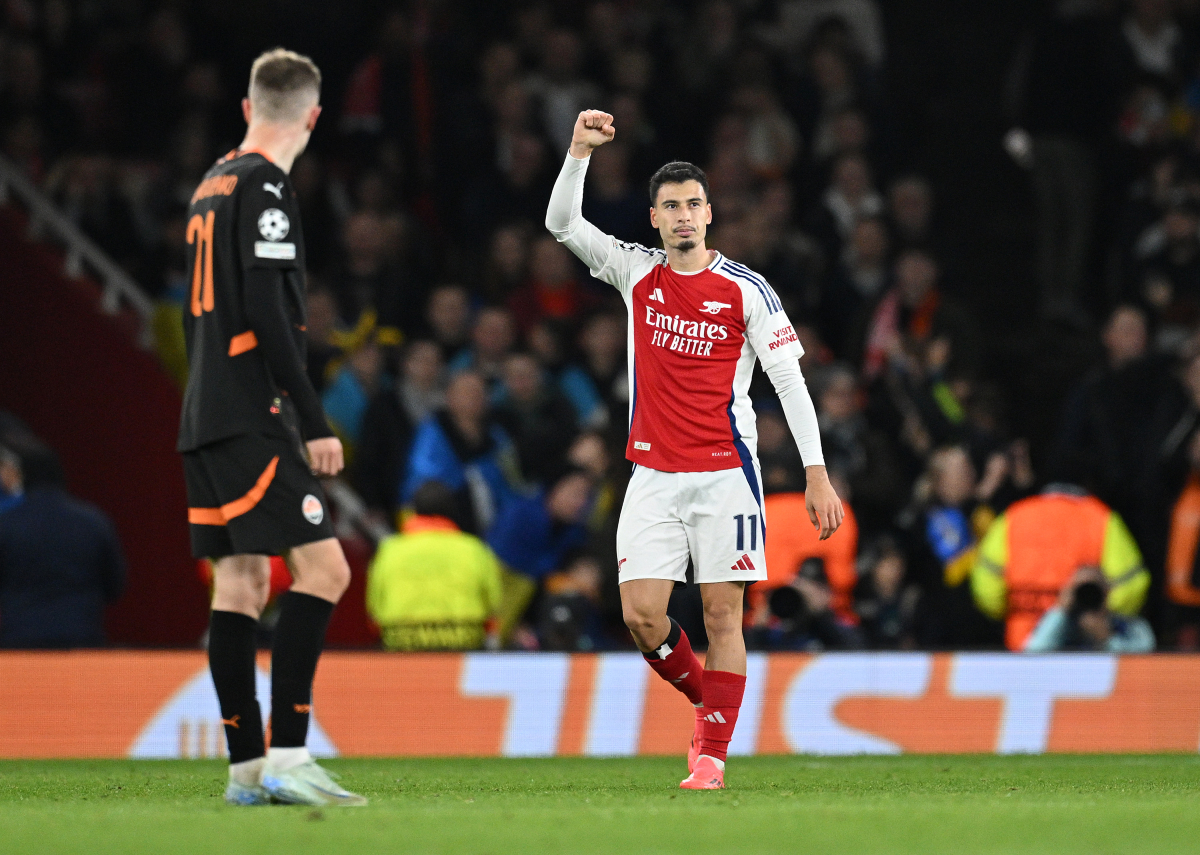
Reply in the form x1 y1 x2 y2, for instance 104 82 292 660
186 211 215 317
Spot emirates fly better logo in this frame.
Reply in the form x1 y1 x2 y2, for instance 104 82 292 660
644 305 727 357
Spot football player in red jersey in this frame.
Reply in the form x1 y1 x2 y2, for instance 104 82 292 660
547 111 843 789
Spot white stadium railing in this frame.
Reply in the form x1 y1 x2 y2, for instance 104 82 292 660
0 152 156 349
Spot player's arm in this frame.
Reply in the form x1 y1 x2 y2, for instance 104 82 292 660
763 358 843 540
242 270 342 476
546 110 640 292
741 274 843 539
237 165 341 476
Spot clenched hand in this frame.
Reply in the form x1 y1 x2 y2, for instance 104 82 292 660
569 110 615 160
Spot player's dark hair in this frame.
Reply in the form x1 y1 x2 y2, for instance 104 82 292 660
248 48 321 121
411 480 460 520
649 161 709 205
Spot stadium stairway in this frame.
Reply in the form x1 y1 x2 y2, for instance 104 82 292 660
0 206 209 645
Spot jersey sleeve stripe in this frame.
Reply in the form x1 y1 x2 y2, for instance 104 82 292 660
614 240 667 261
716 260 782 315
723 259 783 313
720 259 777 312
728 260 782 312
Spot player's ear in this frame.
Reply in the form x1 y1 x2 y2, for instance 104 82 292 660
241 98 252 124
306 105 322 132
649 206 658 228
706 203 712 225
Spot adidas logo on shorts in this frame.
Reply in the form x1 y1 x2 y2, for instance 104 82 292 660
730 554 755 572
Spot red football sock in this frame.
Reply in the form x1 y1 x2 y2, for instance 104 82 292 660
642 618 704 706
698 669 746 762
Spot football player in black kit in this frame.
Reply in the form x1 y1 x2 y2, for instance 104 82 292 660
177 48 365 806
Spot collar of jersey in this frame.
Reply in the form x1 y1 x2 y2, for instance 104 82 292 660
226 147 276 164
668 251 722 276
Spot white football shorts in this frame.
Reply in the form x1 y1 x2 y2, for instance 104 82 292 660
616 463 768 585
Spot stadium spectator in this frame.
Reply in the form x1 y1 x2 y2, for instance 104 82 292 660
863 247 979 381
329 210 419 343
1010 0 1120 319
354 340 445 518
0 441 126 648
1128 195 1200 349
887 175 935 250
487 469 594 644
481 224 532 303
304 284 343 394
537 555 607 651
915 445 1004 647
855 537 922 649
506 235 600 334
367 481 501 651
447 307 518 398
822 215 891 360
557 312 628 432
1053 305 1171 526
971 485 1150 650
321 336 385 454
807 151 884 261
1024 568 1155 653
424 284 474 361
813 363 905 532
493 352 579 485
401 369 522 534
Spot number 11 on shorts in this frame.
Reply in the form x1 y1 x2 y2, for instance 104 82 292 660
734 514 757 551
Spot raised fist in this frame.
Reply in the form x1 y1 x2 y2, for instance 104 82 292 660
570 110 615 159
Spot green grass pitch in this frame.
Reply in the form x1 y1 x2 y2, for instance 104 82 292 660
2 755 1199 854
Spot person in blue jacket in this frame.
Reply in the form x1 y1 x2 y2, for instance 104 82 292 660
401 369 524 533
487 468 594 639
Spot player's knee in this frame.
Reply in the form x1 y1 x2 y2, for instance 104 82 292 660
702 599 741 637
317 557 351 600
621 602 660 643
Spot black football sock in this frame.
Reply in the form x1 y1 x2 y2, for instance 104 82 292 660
208 610 265 764
270 591 335 749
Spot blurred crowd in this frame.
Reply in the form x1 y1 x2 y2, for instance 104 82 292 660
9 0 1200 652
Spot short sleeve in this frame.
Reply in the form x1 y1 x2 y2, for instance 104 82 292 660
742 272 803 369
237 163 301 271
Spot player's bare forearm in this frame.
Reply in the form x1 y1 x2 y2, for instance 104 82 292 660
569 110 615 160
805 465 844 541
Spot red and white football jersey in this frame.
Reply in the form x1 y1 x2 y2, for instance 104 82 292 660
589 241 803 472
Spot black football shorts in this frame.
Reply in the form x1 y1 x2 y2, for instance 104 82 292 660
183 432 335 559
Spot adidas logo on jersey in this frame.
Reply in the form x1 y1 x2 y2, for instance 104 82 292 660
648 287 665 303
730 554 756 572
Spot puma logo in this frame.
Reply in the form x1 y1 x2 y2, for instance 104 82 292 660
263 181 284 199
221 715 240 729
293 704 311 714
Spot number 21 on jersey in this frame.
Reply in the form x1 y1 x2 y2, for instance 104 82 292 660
187 211 215 317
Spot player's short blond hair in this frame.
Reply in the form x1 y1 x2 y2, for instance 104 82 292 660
248 48 321 123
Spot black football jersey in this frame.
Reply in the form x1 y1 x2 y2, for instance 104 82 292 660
176 150 309 452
